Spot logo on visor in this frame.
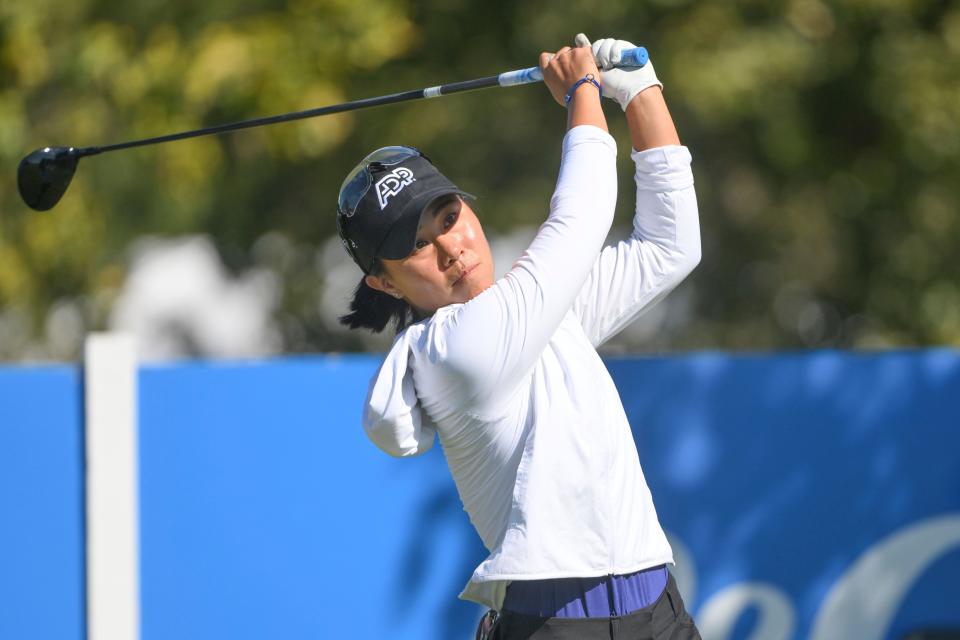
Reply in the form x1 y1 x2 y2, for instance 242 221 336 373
375 167 416 210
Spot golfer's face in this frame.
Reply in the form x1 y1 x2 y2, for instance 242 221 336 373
381 196 494 314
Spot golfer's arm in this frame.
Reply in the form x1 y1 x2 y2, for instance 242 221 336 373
567 85 607 132
571 88 698 346
441 127 617 409
625 86 679 152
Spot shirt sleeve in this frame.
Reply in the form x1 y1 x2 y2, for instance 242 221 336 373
426 125 618 417
570 145 701 347
363 328 437 457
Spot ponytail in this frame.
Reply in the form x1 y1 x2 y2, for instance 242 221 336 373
339 272 417 334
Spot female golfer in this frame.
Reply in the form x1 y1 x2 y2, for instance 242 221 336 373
336 35 702 639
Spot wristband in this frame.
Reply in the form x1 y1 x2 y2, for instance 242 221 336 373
563 73 601 105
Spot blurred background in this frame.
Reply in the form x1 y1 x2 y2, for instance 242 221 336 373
2 0 958 361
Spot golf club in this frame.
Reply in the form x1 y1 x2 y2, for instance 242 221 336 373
17 47 648 212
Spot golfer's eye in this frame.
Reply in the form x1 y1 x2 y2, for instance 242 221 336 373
414 239 429 250
443 210 459 229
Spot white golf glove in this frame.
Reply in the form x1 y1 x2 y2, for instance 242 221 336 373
575 33 662 111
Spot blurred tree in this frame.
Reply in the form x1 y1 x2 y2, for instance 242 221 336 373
0 0 958 359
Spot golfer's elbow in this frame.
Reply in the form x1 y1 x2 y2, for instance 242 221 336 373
673 187 702 279
678 230 702 277
658 211 701 288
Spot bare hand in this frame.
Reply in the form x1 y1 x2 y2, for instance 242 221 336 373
539 45 601 107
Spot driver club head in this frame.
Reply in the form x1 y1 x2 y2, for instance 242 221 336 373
18 147 82 211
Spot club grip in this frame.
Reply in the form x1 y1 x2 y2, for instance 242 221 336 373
619 47 649 67
498 46 650 87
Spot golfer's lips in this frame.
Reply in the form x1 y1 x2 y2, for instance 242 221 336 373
453 264 478 286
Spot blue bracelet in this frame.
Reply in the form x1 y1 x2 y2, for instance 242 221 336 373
564 73 601 105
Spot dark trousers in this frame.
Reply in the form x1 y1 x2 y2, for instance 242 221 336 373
490 573 701 640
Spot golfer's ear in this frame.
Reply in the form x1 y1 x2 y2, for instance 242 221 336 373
365 274 401 299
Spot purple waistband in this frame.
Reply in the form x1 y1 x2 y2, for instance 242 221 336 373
502 564 669 618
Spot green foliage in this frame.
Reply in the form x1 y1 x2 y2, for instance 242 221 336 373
1 0 958 358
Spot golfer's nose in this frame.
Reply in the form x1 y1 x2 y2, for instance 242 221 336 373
435 233 462 267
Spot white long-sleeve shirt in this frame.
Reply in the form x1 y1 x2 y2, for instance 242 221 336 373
362 125 701 611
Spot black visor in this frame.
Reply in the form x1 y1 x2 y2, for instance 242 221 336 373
336 146 473 274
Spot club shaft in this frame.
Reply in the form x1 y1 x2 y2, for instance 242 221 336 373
74 45 648 158
80 75 505 157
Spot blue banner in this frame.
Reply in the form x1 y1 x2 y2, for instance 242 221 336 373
607 350 960 639
2 350 958 639
0 365 85 640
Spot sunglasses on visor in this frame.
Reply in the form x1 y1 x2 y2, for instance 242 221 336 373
336 146 430 219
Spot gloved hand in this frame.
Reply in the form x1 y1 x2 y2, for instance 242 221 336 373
574 33 662 111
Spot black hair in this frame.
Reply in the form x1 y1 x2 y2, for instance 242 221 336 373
338 262 417 334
